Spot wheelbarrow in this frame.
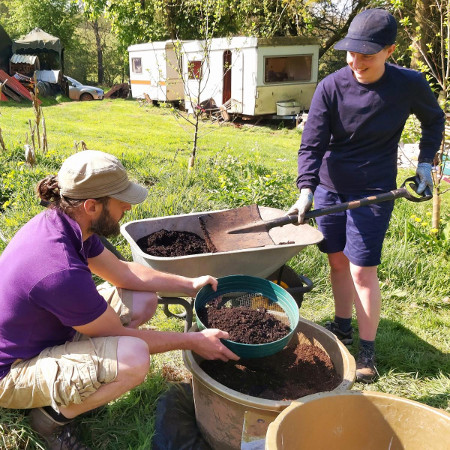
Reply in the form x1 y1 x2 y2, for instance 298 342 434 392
120 206 321 330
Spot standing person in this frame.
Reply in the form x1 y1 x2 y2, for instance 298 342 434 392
288 9 444 383
0 150 239 450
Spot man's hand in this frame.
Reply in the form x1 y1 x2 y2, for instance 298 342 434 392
189 275 218 297
190 329 240 362
286 188 314 223
416 162 433 195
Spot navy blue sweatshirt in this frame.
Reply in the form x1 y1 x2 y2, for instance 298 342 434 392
297 63 445 194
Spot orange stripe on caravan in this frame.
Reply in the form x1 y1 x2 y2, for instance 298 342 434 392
130 80 151 85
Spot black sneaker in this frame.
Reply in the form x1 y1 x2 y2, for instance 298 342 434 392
29 407 91 450
356 348 379 384
324 321 353 345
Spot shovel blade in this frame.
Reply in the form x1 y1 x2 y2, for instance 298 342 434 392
199 205 275 252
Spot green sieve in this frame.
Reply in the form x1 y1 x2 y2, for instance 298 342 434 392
194 275 300 358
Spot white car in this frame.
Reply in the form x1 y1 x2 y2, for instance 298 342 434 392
64 75 104 101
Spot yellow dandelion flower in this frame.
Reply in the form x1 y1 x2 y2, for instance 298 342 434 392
426 211 432 216
410 215 416 220
415 217 422 223
421 222 428 227
430 228 439 234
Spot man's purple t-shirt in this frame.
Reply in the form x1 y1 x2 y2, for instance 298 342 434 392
0 209 108 379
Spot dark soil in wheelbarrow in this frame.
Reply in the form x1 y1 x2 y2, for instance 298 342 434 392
136 229 210 257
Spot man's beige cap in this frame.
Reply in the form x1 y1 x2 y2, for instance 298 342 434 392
58 150 148 204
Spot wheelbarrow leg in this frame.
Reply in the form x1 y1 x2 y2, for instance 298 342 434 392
158 297 194 332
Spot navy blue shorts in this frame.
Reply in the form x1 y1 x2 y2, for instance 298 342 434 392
314 186 394 267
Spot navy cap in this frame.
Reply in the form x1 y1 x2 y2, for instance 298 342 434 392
334 9 397 55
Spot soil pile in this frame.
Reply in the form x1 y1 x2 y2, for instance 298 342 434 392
197 297 290 344
201 341 340 400
137 229 210 257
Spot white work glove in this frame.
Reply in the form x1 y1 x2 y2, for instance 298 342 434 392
286 188 314 224
416 162 433 195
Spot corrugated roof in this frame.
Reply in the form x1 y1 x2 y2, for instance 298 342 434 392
10 54 38 64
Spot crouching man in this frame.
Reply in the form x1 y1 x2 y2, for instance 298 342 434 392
0 150 238 449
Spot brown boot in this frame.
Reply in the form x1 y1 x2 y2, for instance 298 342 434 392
355 348 379 384
29 407 91 450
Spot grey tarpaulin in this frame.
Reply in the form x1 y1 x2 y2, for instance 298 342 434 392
152 382 211 450
13 28 62 53
12 28 64 71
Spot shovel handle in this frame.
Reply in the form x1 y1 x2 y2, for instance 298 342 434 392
285 177 432 225
304 188 408 220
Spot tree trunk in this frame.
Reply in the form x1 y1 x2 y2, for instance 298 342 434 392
188 117 199 171
432 184 441 229
411 0 435 69
93 20 104 85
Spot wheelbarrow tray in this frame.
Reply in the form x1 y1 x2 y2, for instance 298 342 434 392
120 206 323 297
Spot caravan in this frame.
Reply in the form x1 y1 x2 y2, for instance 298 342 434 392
128 36 320 117
128 40 184 103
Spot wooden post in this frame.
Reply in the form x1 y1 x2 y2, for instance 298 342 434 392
28 119 36 153
42 113 48 154
0 127 6 152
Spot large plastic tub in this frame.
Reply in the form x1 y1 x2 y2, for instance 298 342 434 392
265 390 450 450
182 318 355 450
276 100 302 115
120 206 323 297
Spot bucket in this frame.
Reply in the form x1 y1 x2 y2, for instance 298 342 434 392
443 154 450 176
182 317 355 450
265 390 450 450
276 100 301 116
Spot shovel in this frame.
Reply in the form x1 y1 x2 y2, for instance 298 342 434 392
199 176 432 252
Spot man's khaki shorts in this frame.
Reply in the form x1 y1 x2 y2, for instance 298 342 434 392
0 284 133 411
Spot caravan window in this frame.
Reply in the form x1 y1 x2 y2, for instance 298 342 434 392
264 55 312 83
132 58 142 73
188 60 202 80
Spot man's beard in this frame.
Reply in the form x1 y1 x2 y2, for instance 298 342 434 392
89 207 121 238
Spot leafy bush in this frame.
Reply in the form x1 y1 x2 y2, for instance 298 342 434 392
407 211 450 254
203 154 298 209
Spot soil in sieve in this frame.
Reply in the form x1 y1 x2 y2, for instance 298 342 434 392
197 297 291 344
136 229 210 257
200 339 341 401
198 298 341 401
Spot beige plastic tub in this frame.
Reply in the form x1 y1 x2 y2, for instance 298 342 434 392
265 390 450 450
182 318 356 450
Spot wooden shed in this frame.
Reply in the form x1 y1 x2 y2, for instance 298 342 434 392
9 54 40 77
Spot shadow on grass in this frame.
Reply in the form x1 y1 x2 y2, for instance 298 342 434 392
340 318 450 410
375 318 449 377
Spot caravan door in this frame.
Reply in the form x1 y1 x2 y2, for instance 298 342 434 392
230 49 244 114
222 50 231 104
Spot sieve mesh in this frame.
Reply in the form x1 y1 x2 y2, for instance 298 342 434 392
208 291 289 326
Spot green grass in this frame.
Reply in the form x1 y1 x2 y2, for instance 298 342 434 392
0 98 300 174
0 99 449 449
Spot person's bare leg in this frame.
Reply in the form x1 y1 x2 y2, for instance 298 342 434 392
349 264 381 341
328 252 357 318
128 291 158 328
59 336 150 419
